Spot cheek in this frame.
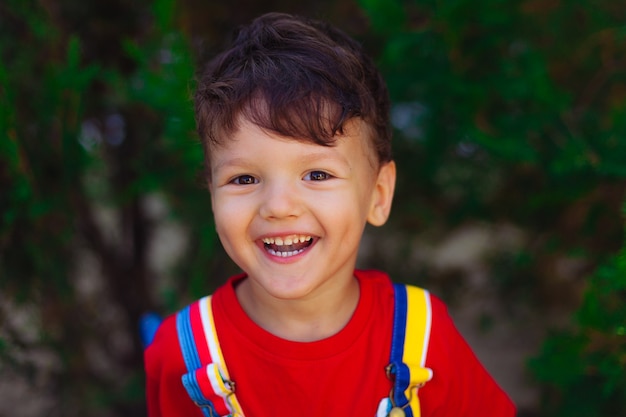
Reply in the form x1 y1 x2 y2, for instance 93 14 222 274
316 192 368 225
214 205 239 226
212 212 244 261
212 194 254 238
211 191 238 217
211 197 235 233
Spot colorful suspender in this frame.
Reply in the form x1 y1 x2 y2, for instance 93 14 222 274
385 283 433 417
144 283 433 417
176 296 244 417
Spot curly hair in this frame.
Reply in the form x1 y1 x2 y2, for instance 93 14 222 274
194 12 391 175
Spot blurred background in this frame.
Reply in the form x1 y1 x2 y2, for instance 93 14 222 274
1 0 625 416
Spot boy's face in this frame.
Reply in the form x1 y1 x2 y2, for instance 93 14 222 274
208 118 396 302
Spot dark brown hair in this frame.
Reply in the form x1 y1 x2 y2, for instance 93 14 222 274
194 12 391 174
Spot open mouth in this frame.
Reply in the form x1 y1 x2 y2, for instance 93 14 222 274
262 235 313 258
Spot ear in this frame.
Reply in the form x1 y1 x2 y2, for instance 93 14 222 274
367 161 396 226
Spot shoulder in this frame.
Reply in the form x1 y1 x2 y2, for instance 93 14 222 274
416 290 472 369
145 276 242 372
426 292 455 336
417 292 516 416
144 293 213 378
144 309 206 417
144 313 181 380
396 286 457 344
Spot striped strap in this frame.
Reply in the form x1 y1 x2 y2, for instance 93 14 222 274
388 283 433 417
176 296 245 417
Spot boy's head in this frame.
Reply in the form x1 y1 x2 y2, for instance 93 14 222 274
194 12 392 176
196 13 396 304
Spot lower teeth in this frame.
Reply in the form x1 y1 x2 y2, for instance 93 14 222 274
268 248 305 257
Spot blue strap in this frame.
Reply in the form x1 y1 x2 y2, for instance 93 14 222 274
176 305 221 417
389 283 414 417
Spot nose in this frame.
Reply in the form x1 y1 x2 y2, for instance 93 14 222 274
258 180 303 220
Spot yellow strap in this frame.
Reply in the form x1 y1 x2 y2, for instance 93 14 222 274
403 285 433 417
200 296 246 417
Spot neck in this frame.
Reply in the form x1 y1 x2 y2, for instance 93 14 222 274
235 275 360 342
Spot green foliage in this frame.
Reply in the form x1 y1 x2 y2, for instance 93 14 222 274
1 0 215 414
359 0 626 208
1 0 96 300
530 233 626 416
358 0 626 414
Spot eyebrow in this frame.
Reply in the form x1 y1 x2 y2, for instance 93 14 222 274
212 157 250 173
213 149 351 172
298 150 350 166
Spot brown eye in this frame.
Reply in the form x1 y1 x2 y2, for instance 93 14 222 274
232 175 257 185
305 171 331 181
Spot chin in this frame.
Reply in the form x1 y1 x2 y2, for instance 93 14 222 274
258 276 318 300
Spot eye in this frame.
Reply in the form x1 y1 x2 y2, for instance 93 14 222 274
304 170 332 181
230 175 258 185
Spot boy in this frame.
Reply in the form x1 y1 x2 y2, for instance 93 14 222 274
145 12 516 417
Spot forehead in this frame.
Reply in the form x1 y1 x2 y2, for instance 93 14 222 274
210 117 378 168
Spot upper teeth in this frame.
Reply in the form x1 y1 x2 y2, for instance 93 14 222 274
262 235 312 246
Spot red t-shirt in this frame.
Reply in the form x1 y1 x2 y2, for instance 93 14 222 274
145 269 515 417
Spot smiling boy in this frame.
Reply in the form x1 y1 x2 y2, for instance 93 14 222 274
145 12 515 417
210 117 393 342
